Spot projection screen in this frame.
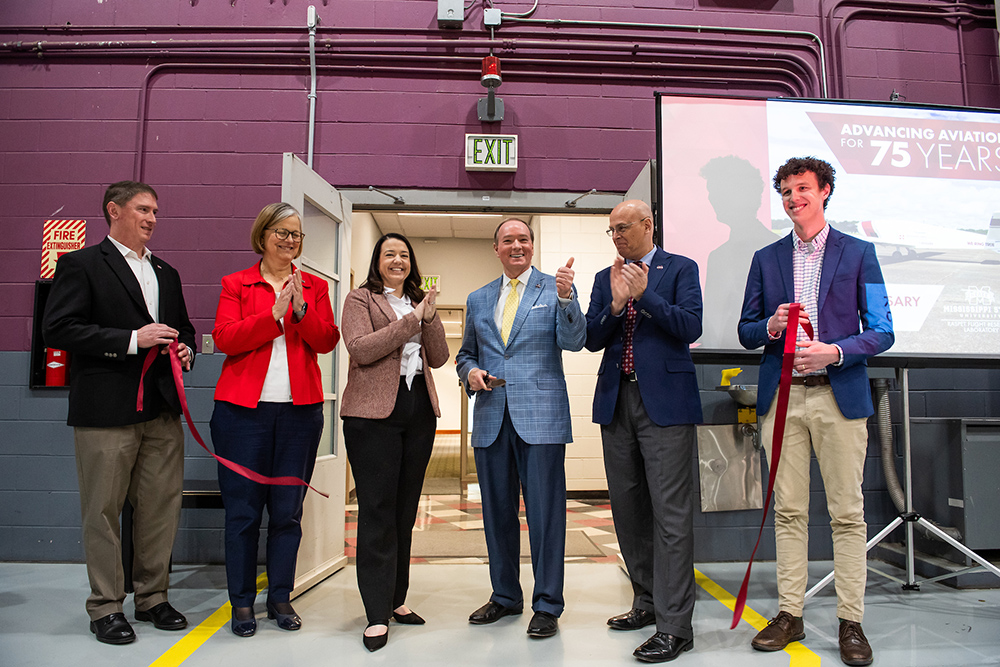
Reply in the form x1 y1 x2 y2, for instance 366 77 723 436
656 94 1000 362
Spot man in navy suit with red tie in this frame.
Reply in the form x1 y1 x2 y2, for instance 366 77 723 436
585 199 703 663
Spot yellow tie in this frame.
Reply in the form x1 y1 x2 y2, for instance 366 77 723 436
501 278 520 345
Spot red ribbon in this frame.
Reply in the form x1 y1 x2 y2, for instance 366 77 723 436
138 342 329 498
731 303 812 629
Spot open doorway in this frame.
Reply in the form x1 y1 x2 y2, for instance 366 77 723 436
347 209 614 497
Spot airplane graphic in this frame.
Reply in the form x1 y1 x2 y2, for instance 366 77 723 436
852 213 1000 256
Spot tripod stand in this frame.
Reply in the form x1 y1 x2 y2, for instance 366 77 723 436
804 367 1000 603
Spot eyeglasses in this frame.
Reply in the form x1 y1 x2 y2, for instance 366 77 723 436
606 217 648 237
270 228 305 242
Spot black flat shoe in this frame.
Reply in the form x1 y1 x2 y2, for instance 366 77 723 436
231 606 257 637
468 600 523 625
266 601 302 631
392 609 425 625
90 612 136 645
608 608 656 631
634 632 694 663
363 621 389 652
527 611 559 638
135 601 188 631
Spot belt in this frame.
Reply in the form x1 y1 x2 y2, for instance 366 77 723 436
789 374 830 386
621 370 637 382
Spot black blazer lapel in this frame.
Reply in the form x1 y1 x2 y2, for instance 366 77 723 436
101 238 154 323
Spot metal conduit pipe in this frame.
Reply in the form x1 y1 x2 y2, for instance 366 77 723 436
3 40 814 98
1 35 820 96
307 7 318 167
502 16 828 97
1 31 824 97
822 0 995 97
835 8 994 98
30 46 808 97
132 61 800 179
872 379 963 543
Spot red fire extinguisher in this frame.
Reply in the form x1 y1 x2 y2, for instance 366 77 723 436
45 348 69 386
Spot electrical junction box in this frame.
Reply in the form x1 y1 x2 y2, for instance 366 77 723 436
484 8 502 26
437 0 464 29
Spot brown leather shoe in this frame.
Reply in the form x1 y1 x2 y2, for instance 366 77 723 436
839 620 873 666
751 611 805 651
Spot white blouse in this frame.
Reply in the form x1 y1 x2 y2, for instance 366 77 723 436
385 288 424 389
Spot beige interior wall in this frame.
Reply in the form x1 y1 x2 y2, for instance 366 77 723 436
347 217 615 492
537 214 613 492
405 237 501 432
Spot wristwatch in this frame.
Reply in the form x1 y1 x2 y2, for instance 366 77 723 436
293 302 307 319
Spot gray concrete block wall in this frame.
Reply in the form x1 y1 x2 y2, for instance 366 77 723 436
3 350 999 564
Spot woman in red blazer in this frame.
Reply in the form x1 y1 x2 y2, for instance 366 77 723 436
210 203 340 637
340 233 449 651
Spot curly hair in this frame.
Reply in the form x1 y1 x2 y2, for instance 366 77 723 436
772 157 836 210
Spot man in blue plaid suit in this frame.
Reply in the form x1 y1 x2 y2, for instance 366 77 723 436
456 218 586 639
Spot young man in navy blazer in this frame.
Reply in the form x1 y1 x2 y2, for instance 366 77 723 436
739 157 893 666
585 199 703 663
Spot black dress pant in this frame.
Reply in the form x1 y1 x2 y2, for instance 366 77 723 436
601 380 696 639
343 375 436 624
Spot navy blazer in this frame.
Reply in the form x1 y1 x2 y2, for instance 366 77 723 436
43 237 196 427
585 247 704 427
738 227 894 420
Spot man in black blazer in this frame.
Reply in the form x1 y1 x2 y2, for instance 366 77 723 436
585 200 703 663
43 181 196 645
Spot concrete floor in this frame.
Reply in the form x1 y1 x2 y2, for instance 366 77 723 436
2 559 999 667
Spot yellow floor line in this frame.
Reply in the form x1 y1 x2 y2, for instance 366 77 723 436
149 573 268 667
695 567 822 667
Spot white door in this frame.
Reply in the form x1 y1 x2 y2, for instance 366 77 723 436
280 153 351 596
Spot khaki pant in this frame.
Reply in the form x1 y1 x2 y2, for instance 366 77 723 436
761 385 868 622
74 411 184 620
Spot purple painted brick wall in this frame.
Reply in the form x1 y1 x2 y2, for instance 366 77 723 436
1 0 997 351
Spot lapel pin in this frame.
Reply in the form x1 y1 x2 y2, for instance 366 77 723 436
656 265 663 269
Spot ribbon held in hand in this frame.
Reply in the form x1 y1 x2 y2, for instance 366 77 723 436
139 342 329 498
731 303 813 629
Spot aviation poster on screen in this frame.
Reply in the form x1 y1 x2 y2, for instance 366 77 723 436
657 94 1000 358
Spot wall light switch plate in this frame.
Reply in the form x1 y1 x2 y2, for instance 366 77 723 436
202 334 214 355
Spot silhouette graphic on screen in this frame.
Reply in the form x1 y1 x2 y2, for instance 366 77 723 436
700 155 779 349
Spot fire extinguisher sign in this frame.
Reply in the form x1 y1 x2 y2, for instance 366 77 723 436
41 219 86 279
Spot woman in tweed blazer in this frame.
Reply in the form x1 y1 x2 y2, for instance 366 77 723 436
340 233 449 651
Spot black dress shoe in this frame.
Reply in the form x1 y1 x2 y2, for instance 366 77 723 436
633 632 694 663
231 606 257 637
90 612 136 645
608 608 656 631
526 611 558 638
392 609 426 625
468 600 523 625
266 601 302 631
363 622 389 652
135 601 188 631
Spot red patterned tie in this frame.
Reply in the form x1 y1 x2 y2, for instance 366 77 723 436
621 298 637 374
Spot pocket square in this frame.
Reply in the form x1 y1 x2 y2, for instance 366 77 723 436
531 304 549 310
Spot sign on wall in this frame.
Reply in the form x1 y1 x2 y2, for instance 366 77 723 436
465 134 517 172
41 220 86 279
422 275 440 292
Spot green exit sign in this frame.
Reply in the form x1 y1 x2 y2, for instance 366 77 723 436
465 134 517 172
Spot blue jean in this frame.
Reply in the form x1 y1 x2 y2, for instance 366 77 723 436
210 400 323 607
